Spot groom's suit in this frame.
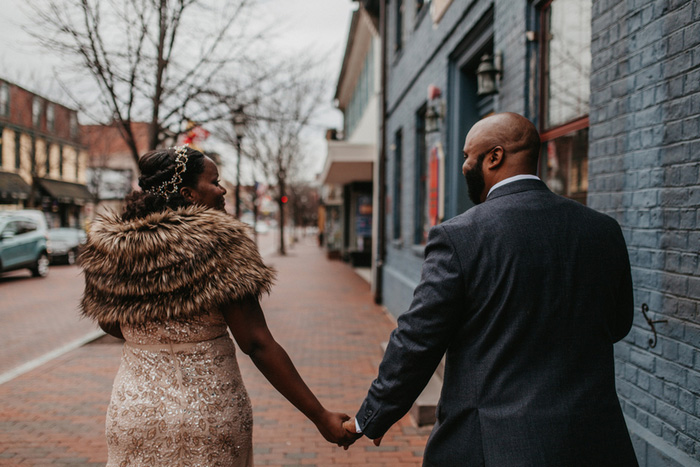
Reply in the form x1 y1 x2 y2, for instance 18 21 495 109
357 179 638 466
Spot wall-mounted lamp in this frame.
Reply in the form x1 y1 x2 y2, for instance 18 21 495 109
476 52 503 96
425 84 444 134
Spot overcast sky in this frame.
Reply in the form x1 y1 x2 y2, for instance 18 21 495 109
0 0 356 179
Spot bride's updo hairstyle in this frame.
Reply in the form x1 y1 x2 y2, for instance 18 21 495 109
122 146 206 221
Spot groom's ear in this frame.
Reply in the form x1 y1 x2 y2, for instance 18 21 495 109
485 146 504 170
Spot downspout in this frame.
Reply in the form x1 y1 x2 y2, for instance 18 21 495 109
374 0 387 304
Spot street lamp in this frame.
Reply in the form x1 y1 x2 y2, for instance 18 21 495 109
233 108 246 219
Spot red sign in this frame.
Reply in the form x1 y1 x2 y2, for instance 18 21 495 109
429 147 440 227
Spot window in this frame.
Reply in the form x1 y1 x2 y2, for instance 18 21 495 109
395 0 404 52
415 107 428 244
14 132 20 169
393 129 403 240
0 126 3 168
46 104 55 132
539 0 591 204
69 113 79 139
345 40 375 138
75 149 80 178
32 97 42 128
59 145 64 176
18 221 37 235
0 82 9 116
45 143 51 174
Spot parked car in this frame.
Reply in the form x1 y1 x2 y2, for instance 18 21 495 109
48 228 87 265
0 210 50 277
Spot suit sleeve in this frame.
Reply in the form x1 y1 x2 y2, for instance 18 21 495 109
356 224 464 439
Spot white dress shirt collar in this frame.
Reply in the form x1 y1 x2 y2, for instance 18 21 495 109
487 174 541 198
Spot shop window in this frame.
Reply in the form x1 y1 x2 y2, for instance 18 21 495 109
0 82 9 116
393 129 403 240
539 0 591 204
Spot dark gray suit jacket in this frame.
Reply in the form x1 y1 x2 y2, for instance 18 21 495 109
357 179 637 466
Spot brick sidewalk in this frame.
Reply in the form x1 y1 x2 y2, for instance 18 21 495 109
0 237 431 466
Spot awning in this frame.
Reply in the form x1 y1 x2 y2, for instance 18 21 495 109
0 171 32 200
321 141 375 185
37 178 93 204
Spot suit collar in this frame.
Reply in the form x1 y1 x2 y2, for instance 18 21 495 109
485 178 549 201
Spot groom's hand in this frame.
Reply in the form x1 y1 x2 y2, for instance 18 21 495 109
342 417 383 446
314 411 360 449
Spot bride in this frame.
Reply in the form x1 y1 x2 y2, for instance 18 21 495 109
80 145 356 466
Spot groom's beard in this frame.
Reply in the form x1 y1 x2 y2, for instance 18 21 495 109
464 154 486 205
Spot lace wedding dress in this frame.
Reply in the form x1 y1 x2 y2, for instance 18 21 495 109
105 312 253 467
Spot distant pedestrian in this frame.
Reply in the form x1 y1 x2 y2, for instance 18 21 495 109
342 112 638 466
80 145 355 466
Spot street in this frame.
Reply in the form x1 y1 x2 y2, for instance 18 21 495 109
0 264 101 382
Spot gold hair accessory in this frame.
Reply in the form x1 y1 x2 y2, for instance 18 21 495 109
150 145 189 199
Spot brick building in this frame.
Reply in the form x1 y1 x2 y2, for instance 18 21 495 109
359 0 699 464
589 1 700 465
81 122 148 218
0 79 90 227
321 5 381 275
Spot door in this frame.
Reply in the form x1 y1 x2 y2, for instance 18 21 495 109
0 221 23 269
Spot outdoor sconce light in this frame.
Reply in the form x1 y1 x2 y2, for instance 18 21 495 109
476 52 502 96
425 105 441 133
425 84 444 134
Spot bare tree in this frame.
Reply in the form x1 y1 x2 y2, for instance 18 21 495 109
26 0 271 162
238 62 327 255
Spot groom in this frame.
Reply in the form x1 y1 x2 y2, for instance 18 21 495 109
343 113 638 466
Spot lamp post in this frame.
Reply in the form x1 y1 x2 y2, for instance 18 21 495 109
233 108 246 219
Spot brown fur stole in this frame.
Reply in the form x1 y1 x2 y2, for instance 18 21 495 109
80 206 275 325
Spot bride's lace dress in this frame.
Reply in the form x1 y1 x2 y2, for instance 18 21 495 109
105 312 253 467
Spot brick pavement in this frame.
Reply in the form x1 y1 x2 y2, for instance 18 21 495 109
0 236 431 466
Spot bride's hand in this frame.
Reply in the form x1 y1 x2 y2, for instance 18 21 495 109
314 410 360 449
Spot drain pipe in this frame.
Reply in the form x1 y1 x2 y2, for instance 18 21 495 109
374 0 387 305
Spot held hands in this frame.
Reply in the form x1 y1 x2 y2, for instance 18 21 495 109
314 410 361 450
342 417 383 447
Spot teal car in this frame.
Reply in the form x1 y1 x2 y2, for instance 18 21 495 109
0 210 50 278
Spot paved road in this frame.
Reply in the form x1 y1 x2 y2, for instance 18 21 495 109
0 264 101 381
0 237 431 466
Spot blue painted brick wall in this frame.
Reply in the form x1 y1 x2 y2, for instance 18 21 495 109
589 0 700 464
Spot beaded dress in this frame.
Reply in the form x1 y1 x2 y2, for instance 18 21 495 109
80 206 275 467
106 313 253 466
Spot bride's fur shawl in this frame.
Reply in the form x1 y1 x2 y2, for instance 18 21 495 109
80 205 275 325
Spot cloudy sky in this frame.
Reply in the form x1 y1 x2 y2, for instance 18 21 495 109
0 0 357 179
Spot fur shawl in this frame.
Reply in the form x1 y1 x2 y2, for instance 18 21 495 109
80 206 275 325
